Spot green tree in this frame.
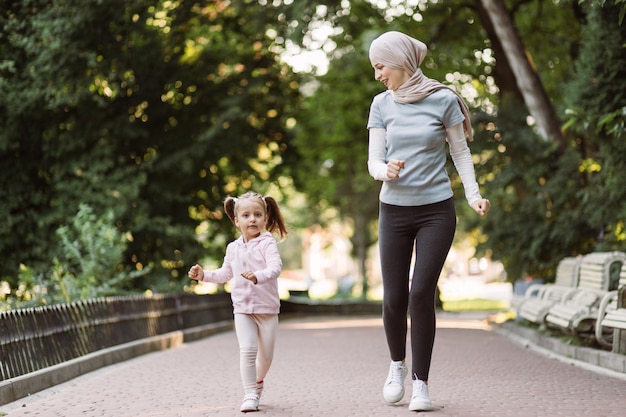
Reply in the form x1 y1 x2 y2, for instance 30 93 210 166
562 2 626 250
475 1 626 279
0 1 302 294
292 51 381 297
288 0 626 283
0 0 148 286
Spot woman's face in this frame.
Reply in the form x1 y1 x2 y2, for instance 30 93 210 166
372 62 410 91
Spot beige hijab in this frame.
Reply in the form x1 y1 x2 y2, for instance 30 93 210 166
369 31 473 141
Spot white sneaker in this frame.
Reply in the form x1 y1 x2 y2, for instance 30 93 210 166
383 360 408 403
240 393 259 413
409 379 433 411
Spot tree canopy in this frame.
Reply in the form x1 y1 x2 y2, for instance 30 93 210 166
288 0 626 283
0 0 302 296
1 0 625 305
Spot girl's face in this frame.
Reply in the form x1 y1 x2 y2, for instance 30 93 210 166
234 198 267 241
372 62 410 91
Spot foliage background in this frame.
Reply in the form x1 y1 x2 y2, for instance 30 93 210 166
1 0 625 306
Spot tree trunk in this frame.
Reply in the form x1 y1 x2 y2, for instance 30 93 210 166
479 0 566 150
352 211 370 299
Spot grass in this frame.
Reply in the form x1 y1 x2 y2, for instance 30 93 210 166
442 298 510 312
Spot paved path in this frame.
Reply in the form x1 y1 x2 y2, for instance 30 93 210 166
1 314 625 417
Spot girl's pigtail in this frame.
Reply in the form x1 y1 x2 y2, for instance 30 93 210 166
224 197 237 223
264 196 288 239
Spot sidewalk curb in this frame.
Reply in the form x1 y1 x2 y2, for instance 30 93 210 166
495 320 626 379
0 320 233 406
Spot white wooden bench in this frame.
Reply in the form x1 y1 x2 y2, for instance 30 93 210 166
544 251 626 337
598 308 626 353
594 264 626 351
516 256 581 325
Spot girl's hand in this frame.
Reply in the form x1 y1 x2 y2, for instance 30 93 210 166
241 271 258 284
471 198 491 216
386 159 405 179
188 264 204 281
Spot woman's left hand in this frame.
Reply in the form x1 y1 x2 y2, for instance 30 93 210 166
471 198 491 216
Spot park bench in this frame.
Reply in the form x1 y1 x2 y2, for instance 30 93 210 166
516 256 582 325
543 251 626 338
594 264 626 353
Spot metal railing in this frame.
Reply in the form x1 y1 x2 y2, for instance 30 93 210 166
0 292 232 382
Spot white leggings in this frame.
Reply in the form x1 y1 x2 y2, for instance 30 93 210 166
234 313 278 394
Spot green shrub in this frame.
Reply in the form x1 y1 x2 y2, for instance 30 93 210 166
1 204 149 309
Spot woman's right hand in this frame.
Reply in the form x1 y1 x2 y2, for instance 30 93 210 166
386 159 405 179
188 264 204 281
471 199 491 216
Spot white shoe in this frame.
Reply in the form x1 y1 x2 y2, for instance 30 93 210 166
409 379 433 411
240 393 259 413
383 360 408 403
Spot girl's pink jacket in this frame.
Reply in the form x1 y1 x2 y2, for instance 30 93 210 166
201 231 282 315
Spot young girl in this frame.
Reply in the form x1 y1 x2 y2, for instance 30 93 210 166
188 191 288 413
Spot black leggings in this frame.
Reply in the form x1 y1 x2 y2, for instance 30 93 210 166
378 198 456 381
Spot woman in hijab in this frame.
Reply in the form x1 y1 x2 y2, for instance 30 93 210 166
367 31 490 411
